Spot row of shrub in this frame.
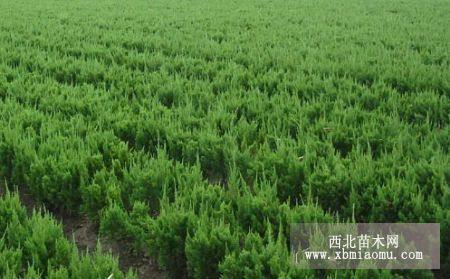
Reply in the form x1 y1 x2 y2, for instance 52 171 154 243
0 190 135 278
0 97 449 276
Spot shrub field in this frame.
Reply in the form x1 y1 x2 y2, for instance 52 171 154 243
0 0 449 278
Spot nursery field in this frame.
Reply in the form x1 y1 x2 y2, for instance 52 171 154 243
0 0 449 278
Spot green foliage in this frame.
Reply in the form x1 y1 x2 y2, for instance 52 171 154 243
185 221 239 278
0 0 449 277
0 192 136 278
148 207 196 277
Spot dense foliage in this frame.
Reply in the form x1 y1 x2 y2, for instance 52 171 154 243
0 0 449 277
0 191 135 278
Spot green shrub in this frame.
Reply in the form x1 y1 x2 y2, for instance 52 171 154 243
0 191 135 278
